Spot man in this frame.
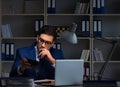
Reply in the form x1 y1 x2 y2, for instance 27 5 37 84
10 25 64 80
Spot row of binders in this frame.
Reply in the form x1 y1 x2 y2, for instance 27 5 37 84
47 0 56 13
53 42 62 50
1 43 15 61
81 20 102 37
34 19 44 36
93 20 102 37
81 20 90 37
47 0 105 14
93 0 105 14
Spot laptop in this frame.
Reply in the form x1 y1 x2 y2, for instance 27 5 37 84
54 59 84 86
35 59 84 86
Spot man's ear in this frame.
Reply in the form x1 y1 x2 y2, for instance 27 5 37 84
51 41 55 47
36 36 39 41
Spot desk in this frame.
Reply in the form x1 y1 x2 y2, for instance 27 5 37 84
0 78 120 87
35 80 120 87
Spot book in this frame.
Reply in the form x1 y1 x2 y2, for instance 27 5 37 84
27 59 39 66
1 24 13 38
80 49 86 60
80 49 90 61
74 2 81 14
85 50 90 61
93 48 104 61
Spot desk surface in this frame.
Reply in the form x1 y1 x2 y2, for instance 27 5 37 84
0 78 120 87
35 80 120 87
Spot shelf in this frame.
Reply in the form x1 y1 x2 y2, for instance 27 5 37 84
93 14 120 16
93 61 120 63
2 14 45 16
0 0 120 80
47 14 91 16
2 37 36 40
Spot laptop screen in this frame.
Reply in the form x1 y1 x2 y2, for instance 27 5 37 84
55 59 84 86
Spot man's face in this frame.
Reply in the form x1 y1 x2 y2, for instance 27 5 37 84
36 34 54 50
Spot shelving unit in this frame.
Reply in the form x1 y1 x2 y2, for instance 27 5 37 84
0 0 120 80
92 0 120 80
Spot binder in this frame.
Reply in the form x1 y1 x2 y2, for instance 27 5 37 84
93 20 98 37
97 0 101 14
86 66 90 80
51 0 56 13
34 19 40 36
34 19 44 36
39 19 44 29
53 43 57 49
5 43 10 61
81 20 90 37
86 20 90 37
81 20 86 37
1 43 6 61
47 0 56 13
96 0 105 14
93 0 97 14
53 42 61 50
47 0 52 13
56 42 61 50
9 43 15 60
97 20 102 37
100 0 105 14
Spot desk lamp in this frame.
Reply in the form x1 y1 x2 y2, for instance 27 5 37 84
97 38 119 80
59 23 77 44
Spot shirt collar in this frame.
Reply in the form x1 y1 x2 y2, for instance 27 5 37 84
35 46 39 61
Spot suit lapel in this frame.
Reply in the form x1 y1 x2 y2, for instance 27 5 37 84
29 47 36 60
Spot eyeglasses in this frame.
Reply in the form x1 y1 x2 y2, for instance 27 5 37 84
38 38 53 45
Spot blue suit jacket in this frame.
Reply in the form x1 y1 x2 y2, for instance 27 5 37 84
10 42 64 79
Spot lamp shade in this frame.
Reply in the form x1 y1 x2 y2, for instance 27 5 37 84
60 23 77 44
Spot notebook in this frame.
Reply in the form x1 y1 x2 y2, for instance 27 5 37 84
35 59 84 86
54 59 84 86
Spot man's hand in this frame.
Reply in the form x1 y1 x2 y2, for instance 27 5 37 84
39 48 49 59
19 58 32 73
39 48 55 64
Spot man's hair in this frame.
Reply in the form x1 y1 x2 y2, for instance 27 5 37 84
38 25 57 41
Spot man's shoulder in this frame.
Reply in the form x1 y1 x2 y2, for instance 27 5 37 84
17 42 36 51
17 44 35 53
50 47 62 52
18 45 33 51
50 47 64 59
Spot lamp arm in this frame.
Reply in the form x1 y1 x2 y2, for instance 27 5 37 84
97 40 118 80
